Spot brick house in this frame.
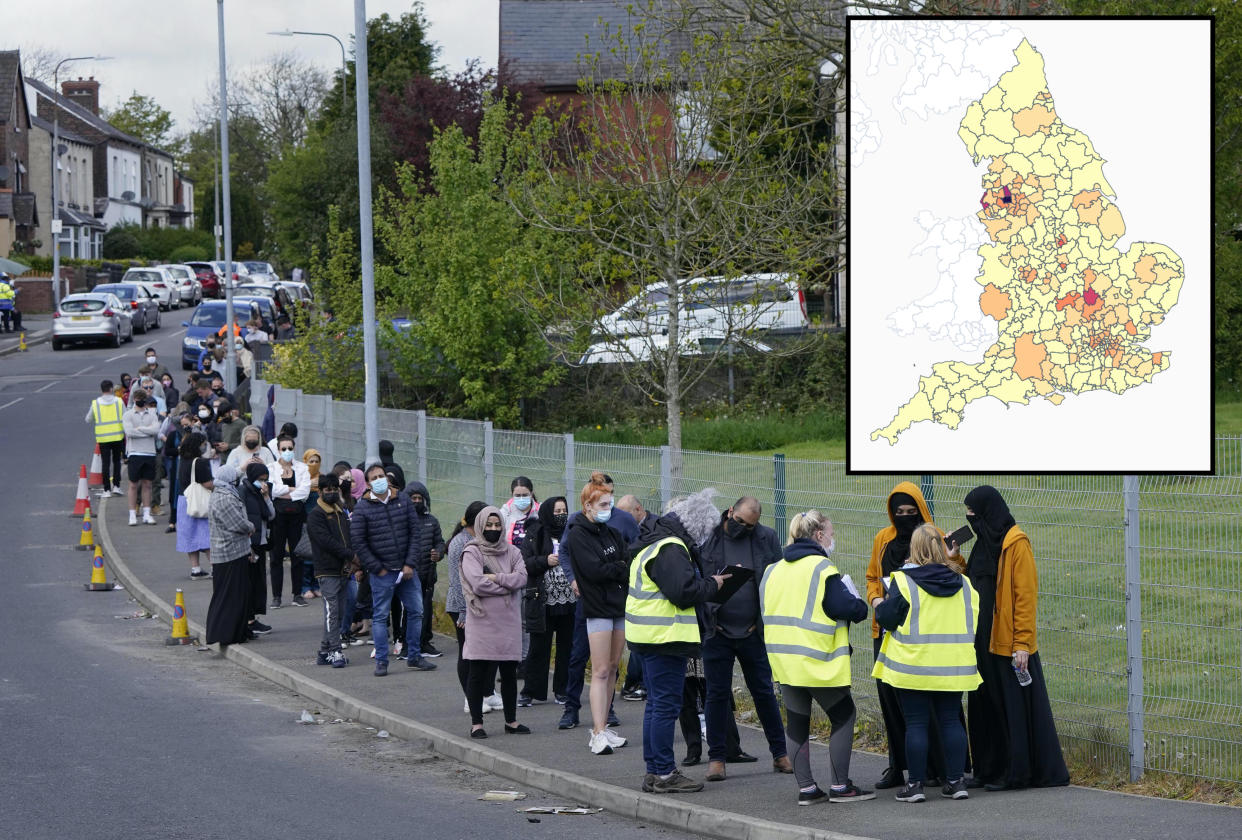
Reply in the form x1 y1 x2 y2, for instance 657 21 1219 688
0 50 39 258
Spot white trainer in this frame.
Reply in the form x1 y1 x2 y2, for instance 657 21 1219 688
484 693 504 711
602 728 627 749
589 731 614 755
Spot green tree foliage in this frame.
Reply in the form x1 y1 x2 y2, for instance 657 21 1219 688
101 223 215 261
106 91 180 158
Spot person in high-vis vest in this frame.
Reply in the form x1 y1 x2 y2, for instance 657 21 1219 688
85 379 126 496
0 275 16 332
761 510 872 806
874 523 981 804
626 488 730 795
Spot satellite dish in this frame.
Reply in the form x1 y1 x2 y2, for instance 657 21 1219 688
0 165 9 181
121 190 135 201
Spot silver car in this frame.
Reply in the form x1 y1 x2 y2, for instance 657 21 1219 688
159 263 202 306
121 267 182 311
52 293 133 350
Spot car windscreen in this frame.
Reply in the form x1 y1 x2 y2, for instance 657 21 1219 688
190 307 228 328
166 267 190 279
236 286 275 298
126 271 162 284
61 299 106 313
96 286 137 300
243 262 269 272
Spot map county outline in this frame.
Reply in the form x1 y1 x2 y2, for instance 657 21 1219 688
869 37 1184 447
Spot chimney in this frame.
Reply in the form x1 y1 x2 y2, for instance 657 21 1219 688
62 76 100 115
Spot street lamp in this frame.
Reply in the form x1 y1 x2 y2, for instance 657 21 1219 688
353 0 379 468
267 29 349 112
51 55 112 309
218 0 237 392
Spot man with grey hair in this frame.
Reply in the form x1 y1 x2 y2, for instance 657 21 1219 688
626 488 731 794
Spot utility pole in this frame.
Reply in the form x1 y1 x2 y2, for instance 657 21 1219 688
217 0 237 391
354 0 379 468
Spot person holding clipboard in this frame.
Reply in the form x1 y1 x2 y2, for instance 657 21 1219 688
760 510 873 805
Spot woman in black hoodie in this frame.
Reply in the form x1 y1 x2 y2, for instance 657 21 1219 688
520 496 575 705
241 462 275 635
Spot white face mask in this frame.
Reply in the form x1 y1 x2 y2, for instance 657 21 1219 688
146 356 157 364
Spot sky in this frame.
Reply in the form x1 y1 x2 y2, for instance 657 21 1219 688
0 0 499 129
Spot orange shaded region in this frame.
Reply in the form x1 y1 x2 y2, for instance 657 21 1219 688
1056 292 1080 311
1013 334 1049 381
979 284 1012 321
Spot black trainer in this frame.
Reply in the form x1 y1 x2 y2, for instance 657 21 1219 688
250 620 272 634
875 767 904 789
422 643 443 658
895 781 926 803
798 787 830 806
407 656 437 671
942 778 969 799
558 709 579 730
829 781 876 802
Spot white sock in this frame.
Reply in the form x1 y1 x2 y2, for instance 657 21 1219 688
128 510 137 521
142 507 151 518
191 566 203 574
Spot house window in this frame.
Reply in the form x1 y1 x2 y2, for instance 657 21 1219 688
675 92 721 162
113 155 119 195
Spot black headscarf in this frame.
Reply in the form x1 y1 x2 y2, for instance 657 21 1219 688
964 485 1017 582
882 492 923 574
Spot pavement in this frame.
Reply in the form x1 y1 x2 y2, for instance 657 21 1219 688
0 314 52 356
94 487 1242 840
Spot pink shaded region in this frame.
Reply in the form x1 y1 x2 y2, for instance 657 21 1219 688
1083 287 1099 305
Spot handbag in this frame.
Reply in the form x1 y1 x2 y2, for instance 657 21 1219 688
184 458 212 518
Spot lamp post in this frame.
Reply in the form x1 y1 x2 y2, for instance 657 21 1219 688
51 55 111 309
267 29 349 113
353 0 379 468
218 0 237 392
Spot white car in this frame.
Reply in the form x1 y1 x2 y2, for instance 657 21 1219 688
211 261 251 288
158 263 202 307
595 273 808 338
120 266 181 311
243 261 280 284
578 328 772 365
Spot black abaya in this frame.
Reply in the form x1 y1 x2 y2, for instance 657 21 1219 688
206 557 252 646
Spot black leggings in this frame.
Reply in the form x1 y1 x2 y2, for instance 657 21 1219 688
467 660 517 726
269 510 305 599
783 685 855 790
99 440 124 491
448 612 469 694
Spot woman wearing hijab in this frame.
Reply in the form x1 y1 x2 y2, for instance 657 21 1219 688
460 505 531 738
519 496 576 706
241 462 276 636
963 485 1069 791
205 466 256 647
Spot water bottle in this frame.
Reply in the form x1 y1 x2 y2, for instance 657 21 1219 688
1013 655 1032 687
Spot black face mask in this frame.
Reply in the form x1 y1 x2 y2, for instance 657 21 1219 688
339 478 352 493
966 512 983 537
724 517 755 539
892 513 922 537
552 513 568 533
134 400 146 408
413 501 428 515
321 492 341 506
482 528 503 543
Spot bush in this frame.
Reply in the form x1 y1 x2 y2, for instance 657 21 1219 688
572 410 844 452
168 244 209 264
102 223 215 262
103 226 142 259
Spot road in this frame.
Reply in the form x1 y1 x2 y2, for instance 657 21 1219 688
0 325 690 840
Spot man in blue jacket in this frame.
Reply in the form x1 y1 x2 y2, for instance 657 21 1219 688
349 463 437 676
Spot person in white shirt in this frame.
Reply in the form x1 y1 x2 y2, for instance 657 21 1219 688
121 390 162 526
268 434 312 607
227 424 275 470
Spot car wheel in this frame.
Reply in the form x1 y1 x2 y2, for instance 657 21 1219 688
153 310 161 330
111 331 122 349
52 339 62 351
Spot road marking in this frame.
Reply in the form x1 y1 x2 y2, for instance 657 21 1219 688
34 381 57 393
74 365 95 376
0 397 22 411
105 352 128 362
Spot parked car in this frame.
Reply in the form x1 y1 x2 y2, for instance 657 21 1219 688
120 266 181 310
185 261 222 298
159 264 202 306
181 299 262 369
233 295 277 334
595 273 808 338
234 283 293 317
275 280 313 304
577 328 773 365
242 261 279 284
211 260 250 287
52 293 134 350
91 283 161 333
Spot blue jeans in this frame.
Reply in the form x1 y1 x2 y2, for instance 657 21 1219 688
641 651 687 776
703 631 788 761
564 601 591 713
896 689 967 784
369 569 423 665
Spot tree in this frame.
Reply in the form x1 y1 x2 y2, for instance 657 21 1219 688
106 92 181 159
19 45 66 85
236 52 328 155
507 3 836 475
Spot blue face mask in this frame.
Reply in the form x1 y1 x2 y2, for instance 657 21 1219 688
514 496 532 511
253 480 265 490
594 508 612 523
370 477 389 496
279 450 295 463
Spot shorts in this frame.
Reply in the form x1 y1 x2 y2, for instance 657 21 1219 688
127 455 157 482
586 616 625 635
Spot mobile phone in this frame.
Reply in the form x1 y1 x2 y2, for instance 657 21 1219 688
944 525 974 549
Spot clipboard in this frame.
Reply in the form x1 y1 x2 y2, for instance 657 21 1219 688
709 564 755 603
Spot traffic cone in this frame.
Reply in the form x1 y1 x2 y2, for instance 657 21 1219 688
84 545 112 591
165 589 196 646
87 445 104 488
76 509 94 551
71 464 91 517
18 332 26 352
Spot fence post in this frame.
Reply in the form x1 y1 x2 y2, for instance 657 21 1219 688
483 421 495 507
416 410 427 487
920 474 935 519
1123 474 1144 782
323 393 336 462
773 453 787 538
564 433 575 501
660 446 672 512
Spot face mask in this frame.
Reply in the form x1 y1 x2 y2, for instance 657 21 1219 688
369 477 388 496
413 501 428 515
822 536 836 556
279 450 294 463
321 491 341 505
594 508 612 524
162 380 172 389
134 399 146 408
212 385 223 393
146 356 157 364
198 409 211 420
252 480 265 490
482 528 503 543
724 517 755 539
339 479 352 494
244 438 259 449
893 513 921 537
513 496 532 511
552 513 568 532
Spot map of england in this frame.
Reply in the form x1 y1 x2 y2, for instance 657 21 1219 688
870 38 1184 446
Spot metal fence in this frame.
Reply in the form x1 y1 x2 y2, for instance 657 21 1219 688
256 378 1242 785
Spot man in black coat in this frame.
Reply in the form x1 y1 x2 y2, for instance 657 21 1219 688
404 480 446 657
308 473 356 667
698 496 792 780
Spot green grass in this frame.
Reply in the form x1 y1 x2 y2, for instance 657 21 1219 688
1215 399 1242 434
571 410 844 454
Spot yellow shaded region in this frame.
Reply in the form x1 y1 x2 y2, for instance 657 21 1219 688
998 40 1049 110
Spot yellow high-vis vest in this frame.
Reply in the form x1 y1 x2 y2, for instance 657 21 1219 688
625 536 699 646
91 398 124 443
871 570 982 692
759 554 852 687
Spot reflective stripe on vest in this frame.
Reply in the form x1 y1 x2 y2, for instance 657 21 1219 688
624 537 700 645
92 399 124 443
760 555 852 687
871 571 982 692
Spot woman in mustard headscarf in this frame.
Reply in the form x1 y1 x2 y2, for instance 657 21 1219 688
300 449 323 599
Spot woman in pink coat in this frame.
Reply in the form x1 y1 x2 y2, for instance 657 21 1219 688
461 505 531 738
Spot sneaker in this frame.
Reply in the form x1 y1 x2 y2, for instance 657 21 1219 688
588 731 614 755
798 787 831 806
128 513 137 526
422 643 442 658
621 687 647 701
165 525 176 534
607 708 621 728
895 781 926 803
505 723 532 734
407 656 437 671
651 770 704 794
150 504 161 516
463 697 494 715
290 595 309 607
829 781 876 802
642 773 656 793
110 487 124 497
190 568 211 580
340 633 355 646
554 693 568 705
393 641 405 660
484 693 505 711
142 515 156 525
317 650 330 666
374 660 388 677
875 767 904 789
941 778 969 800
602 728 627 749
470 728 488 739
329 650 349 668
517 694 534 708
558 709 579 730
250 620 272 634
270 597 281 609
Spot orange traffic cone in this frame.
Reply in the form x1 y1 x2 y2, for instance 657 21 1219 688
165 589 196 645
84 545 112 591
87 444 104 488
76 509 95 550
71 464 91 517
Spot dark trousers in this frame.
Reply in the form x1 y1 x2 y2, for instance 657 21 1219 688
874 636 963 779
680 675 741 758
247 546 268 620
354 572 373 620
420 583 436 648
268 509 305 599
622 649 645 691
564 600 591 713
448 612 469 695
897 689 968 784
318 575 348 653
165 455 179 524
523 608 575 701
467 660 517 726
703 631 788 761
99 440 124 491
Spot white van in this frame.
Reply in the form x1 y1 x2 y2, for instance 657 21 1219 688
595 272 807 338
